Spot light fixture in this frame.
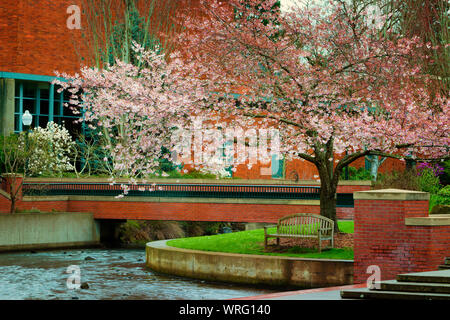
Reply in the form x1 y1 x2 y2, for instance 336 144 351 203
22 110 33 127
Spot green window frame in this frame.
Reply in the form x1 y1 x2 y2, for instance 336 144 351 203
14 80 82 136
271 154 284 179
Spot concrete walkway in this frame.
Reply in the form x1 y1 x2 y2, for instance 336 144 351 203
232 283 367 300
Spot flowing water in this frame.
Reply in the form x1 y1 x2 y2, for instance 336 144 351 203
0 248 277 300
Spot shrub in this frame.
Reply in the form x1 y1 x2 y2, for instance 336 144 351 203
148 169 218 179
179 170 217 179
26 122 76 177
0 133 39 213
0 134 27 174
340 166 372 181
374 169 420 191
417 162 445 177
417 167 441 194
430 194 450 207
439 160 450 185
430 186 450 213
73 132 113 176
430 205 450 214
438 185 450 197
0 136 5 173
118 220 185 244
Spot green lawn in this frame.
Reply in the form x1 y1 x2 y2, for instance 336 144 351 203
167 220 354 260
337 220 354 234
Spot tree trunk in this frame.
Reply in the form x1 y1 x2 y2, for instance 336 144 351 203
316 157 340 233
10 197 16 214
319 180 339 233
367 155 386 181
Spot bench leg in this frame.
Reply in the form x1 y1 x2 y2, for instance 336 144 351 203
318 235 321 253
276 237 280 246
264 235 268 250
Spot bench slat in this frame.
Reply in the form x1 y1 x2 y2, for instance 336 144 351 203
264 213 334 252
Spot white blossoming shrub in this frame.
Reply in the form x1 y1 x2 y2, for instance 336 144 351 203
27 122 76 176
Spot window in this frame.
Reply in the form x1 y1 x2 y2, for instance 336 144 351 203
14 80 82 137
271 154 284 178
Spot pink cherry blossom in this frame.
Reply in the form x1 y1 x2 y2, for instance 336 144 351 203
172 0 449 225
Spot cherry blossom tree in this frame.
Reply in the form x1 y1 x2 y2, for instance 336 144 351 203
174 0 449 228
54 43 208 190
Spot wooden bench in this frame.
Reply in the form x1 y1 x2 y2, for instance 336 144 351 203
264 213 334 253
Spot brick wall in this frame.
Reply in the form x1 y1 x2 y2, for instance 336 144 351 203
1 177 370 220
336 207 354 220
71 200 320 222
353 189 450 284
229 157 404 181
0 0 200 76
0 0 405 182
1 196 321 222
1 193 358 220
0 192 10 212
0 0 85 76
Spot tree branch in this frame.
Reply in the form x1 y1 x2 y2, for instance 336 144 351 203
243 112 305 129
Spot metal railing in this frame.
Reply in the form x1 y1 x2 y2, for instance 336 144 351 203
22 182 320 200
21 182 354 206
336 193 354 207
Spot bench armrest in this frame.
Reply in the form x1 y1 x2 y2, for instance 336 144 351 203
318 227 334 235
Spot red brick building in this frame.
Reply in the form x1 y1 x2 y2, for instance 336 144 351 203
0 0 404 180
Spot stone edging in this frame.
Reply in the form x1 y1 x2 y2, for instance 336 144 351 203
405 215 450 226
354 188 429 201
25 177 373 186
0 189 11 200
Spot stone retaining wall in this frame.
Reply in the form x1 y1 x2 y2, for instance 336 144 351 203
146 240 353 288
0 212 100 252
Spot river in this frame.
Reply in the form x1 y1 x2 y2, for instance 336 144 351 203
0 247 277 300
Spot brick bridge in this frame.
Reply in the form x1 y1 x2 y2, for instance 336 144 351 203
0 178 370 222
2 177 449 284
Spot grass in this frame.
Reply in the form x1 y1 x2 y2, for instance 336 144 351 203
336 220 354 233
167 220 354 260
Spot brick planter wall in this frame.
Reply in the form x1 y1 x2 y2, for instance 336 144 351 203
2 174 23 200
353 189 450 284
336 207 354 220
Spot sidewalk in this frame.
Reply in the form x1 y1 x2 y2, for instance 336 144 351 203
232 283 367 300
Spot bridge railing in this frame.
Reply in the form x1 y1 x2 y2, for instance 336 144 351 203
22 182 320 199
21 182 355 206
